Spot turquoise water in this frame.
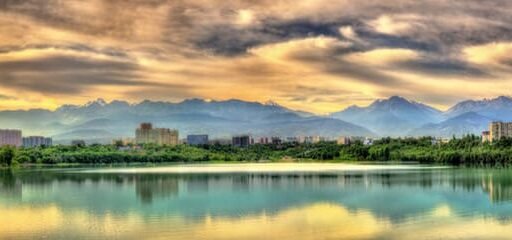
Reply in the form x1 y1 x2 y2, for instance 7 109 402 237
1 163 512 239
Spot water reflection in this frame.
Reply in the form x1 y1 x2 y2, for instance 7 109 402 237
1 166 512 239
135 175 179 204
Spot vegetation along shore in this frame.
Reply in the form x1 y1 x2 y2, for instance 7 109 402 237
2 135 512 168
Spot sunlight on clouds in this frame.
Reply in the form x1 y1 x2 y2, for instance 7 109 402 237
236 9 257 26
249 37 351 63
369 15 418 35
2 0 512 112
344 48 419 67
464 42 512 66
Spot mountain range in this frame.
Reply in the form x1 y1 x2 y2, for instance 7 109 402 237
1 96 510 143
330 96 509 137
0 98 373 144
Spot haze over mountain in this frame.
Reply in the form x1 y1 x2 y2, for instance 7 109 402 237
330 96 443 136
2 95 511 142
409 96 512 137
0 98 373 144
330 96 512 137
445 96 512 120
409 112 492 137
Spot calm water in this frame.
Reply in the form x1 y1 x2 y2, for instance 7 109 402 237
2 163 512 240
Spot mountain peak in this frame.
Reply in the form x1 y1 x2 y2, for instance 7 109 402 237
388 95 409 102
447 96 512 120
264 100 281 107
85 98 107 107
370 95 415 109
495 95 512 102
181 98 206 104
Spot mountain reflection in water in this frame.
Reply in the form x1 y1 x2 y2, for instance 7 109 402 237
1 165 512 240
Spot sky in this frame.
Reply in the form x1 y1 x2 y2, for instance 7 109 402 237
1 0 512 113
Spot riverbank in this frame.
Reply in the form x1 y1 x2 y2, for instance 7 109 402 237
2 135 512 168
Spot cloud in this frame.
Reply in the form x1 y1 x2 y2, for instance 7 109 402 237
368 15 418 35
0 94 16 100
2 0 512 112
344 48 419 67
464 42 512 67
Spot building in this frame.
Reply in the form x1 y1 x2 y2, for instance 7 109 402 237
482 131 491 143
284 137 299 144
258 137 270 144
489 121 512 142
0 129 22 147
135 123 179 145
187 134 209 146
232 135 252 147
337 136 351 145
300 136 326 144
22 136 52 148
363 138 374 146
208 138 231 145
271 137 282 145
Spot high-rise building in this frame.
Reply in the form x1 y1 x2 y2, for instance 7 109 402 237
232 135 252 147
271 137 282 145
258 137 270 144
22 136 52 148
208 138 231 145
0 129 22 147
135 123 179 145
489 122 512 142
285 137 299 144
187 135 209 146
300 136 326 144
337 136 351 145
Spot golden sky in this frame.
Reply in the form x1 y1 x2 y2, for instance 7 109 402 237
1 0 512 113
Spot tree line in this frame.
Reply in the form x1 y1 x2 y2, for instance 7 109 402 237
2 135 512 167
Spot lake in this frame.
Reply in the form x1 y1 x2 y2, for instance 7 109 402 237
1 163 512 240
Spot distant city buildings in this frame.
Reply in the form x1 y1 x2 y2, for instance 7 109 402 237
135 123 179 145
187 134 209 146
337 136 351 145
258 137 270 144
300 136 326 144
22 136 52 148
208 138 231 145
336 136 375 145
271 137 282 145
285 136 299 144
232 135 253 147
0 129 22 147
488 121 512 142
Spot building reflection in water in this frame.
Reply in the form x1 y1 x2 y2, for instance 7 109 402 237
0 170 22 200
3 168 512 205
135 175 179 204
481 172 512 203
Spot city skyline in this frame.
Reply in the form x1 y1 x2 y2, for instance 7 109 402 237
2 1 512 113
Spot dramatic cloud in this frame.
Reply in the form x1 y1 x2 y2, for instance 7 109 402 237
1 0 512 113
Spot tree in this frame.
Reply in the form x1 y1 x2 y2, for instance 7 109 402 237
0 146 15 166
